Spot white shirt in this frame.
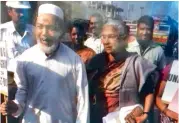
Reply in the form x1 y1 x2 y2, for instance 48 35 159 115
13 43 89 123
0 21 35 71
84 37 104 54
126 39 140 55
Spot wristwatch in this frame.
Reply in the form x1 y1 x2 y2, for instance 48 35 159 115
143 112 149 115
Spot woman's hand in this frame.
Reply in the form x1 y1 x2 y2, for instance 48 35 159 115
164 109 178 121
135 114 148 123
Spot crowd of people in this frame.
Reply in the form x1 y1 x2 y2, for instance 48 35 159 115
0 1 178 123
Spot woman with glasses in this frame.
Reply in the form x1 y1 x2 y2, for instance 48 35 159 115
87 19 157 123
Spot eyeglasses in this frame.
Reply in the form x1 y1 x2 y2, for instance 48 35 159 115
101 34 118 40
101 34 127 41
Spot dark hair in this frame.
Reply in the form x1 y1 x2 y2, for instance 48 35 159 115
67 22 79 33
137 15 154 31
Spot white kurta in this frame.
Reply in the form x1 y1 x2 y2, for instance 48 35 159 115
13 43 89 123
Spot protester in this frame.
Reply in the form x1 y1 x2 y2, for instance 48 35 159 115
87 19 157 123
135 15 167 123
125 25 140 55
0 3 89 123
84 13 104 54
0 1 35 71
155 42 178 123
64 22 96 64
136 15 166 71
69 23 79 44
0 2 35 123
122 24 140 55
64 23 80 50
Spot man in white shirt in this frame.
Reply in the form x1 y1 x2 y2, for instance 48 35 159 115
0 3 89 123
84 13 104 54
0 1 35 71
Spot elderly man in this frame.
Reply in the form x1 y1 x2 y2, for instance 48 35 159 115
84 13 104 54
0 3 89 123
0 1 35 71
87 19 157 123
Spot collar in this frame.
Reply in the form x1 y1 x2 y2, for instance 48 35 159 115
140 42 158 55
9 21 32 35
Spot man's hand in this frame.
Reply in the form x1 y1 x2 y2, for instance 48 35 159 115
0 100 18 116
135 114 148 123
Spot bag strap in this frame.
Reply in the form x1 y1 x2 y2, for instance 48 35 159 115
120 54 139 88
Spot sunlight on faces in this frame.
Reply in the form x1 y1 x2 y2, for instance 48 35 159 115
101 25 126 54
35 14 63 54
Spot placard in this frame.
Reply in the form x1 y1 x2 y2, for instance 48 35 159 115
168 89 178 114
162 60 178 104
0 40 8 96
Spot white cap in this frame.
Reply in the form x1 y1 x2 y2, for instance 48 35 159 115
38 4 64 20
6 1 31 9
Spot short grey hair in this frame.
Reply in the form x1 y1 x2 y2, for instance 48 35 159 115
103 19 126 37
91 13 102 18
90 13 106 23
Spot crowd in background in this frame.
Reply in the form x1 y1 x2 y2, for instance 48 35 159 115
0 1 178 123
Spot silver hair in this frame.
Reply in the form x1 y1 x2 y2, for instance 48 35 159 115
90 13 103 20
90 13 106 24
103 19 126 36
